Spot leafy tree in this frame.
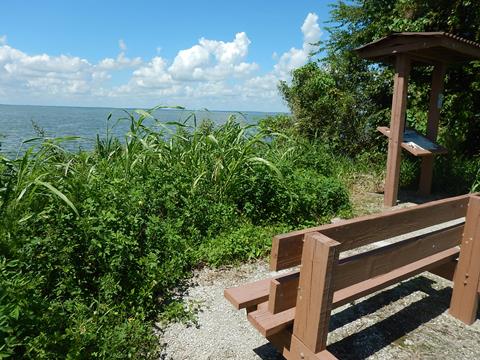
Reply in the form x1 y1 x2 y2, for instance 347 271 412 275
280 0 480 158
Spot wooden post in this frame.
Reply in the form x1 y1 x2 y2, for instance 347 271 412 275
291 232 340 357
384 54 411 207
449 195 480 324
418 62 447 196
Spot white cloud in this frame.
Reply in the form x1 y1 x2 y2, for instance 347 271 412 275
302 13 322 53
98 40 141 70
97 52 142 70
273 47 308 78
272 12 322 78
0 45 100 96
4 52 90 76
0 12 322 111
119 39 127 51
130 56 173 88
167 32 257 81
113 31 260 99
200 32 250 64
169 44 211 80
237 12 322 104
0 44 134 98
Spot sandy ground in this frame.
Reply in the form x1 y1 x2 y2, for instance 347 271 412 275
158 195 480 359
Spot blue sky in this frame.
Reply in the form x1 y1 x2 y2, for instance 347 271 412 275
0 1 335 111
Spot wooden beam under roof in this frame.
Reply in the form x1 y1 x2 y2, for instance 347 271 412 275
355 32 480 64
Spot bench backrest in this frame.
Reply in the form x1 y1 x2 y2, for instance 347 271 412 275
270 193 471 271
269 193 479 355
267 221 463 314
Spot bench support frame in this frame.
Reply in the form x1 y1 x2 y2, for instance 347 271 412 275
449 196 480 324
225 194 480 360
293 233 339 354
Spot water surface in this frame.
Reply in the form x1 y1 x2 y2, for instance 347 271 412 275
0 104 278 156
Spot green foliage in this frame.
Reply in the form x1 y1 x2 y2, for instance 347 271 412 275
158 299 202 326
279 62 378 154
258 113 296 134
197 223 291 267
471 166 480 192
0 110 351 358
432 154 480 194
325 0 480 154
279 0 479 190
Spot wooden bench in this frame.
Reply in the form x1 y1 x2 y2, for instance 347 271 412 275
225 193 480 359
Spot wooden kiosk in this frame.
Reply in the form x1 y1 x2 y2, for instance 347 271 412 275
355 32 480 206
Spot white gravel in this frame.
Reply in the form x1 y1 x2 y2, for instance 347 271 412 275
158 261 284 360
158 259 480 359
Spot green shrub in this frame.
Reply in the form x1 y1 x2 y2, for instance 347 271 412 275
0 109 351 358
197 223 291 267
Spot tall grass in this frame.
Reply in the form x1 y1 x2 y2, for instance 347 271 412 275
0 109 351 359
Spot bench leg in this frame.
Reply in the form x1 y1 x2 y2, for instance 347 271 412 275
289 335 338 360
449 196 480 324
290 232 340 358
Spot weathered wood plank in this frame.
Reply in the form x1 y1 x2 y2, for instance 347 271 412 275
419 62 447 195
266 328 293 357
440 36 480 61
265 328 338 360
384 53 411 206
293 233 340 353
449 196 480 324
333 246 459 308
356 36 442 60
248 302 295 337
224 277 271 310
225 269 302 311
377 126 448 157
269 272 300 314
271 193 470 271
334 223 463 290
265 225 462 314
429 259 457 281
289 335 339 360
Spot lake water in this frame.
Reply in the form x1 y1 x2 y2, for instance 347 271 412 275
0 104 279 156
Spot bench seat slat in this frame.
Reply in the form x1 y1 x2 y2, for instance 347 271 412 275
248 246 459 337
224 278 271 310
224 271 300 310
334 223 463 290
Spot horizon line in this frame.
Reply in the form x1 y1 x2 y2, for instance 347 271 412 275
0 102 289 114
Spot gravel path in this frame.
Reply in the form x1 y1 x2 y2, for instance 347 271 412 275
158 262 480 359
159 208 480 359
158 261 284 360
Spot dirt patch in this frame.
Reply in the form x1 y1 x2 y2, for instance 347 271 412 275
346 171 450 216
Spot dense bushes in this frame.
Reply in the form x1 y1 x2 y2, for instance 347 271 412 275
278 62 381 155
0 111 351 358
